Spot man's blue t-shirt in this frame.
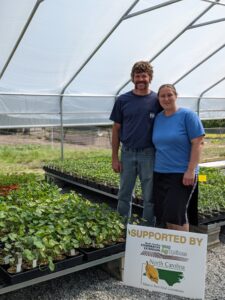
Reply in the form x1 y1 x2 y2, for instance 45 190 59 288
110 91 161 149
152 108 205 173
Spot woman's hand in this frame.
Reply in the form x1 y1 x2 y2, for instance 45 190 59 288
183 136 204 186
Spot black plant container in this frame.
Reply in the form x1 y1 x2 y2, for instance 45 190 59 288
0 253 84 285
198 211 225 225
79 242 125 262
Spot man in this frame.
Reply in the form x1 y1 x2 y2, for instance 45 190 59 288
110 61 161 226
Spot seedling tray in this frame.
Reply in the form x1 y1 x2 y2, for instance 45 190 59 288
80 242 125 261
199 211 225 225
0 253 84 285
44 166 225 226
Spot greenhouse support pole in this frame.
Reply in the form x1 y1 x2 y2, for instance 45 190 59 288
57 0 139 158
51 127 54 149
60 97 64 161
173 43 225 85
202 0 225 7
0 0 44 79
189 17 225 29
58 0 139 94
197 76 225 116
123 0 182 20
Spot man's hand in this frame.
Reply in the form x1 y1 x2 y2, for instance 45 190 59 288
112 157 122 173
183 169 195 186
111 122 121 173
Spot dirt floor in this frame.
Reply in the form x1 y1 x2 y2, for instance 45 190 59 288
0 134 50 145
0 133 108 150
0 131 225 162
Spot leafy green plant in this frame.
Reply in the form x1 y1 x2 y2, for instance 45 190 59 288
198 167 225 214
45 159 225 217
0 174 125 272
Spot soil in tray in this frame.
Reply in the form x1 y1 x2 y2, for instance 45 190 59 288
79 242 125 261
0 253 84 285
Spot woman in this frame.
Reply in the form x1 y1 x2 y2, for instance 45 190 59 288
152 84 205 231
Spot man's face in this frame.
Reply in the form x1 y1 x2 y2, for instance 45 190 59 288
132 72 151 90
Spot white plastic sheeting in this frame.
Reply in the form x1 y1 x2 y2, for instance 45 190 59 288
0 0 225 128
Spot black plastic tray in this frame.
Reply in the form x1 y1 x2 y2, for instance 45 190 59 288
198 211 225 225
44 167 119 194
0 253 84 285
80 242 125 262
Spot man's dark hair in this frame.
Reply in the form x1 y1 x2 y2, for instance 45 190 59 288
131 61 153 80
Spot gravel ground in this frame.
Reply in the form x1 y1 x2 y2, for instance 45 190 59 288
0 235 224 300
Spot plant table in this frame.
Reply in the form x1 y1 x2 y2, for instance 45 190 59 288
0 252 125 295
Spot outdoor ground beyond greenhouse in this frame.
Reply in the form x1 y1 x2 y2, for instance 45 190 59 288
0 129 224 300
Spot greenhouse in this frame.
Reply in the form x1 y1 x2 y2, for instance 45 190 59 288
0 0 225 299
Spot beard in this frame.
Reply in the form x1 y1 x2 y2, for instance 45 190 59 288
134 81 149 90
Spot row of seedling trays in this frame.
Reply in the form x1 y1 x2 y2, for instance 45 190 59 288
0 173 126 285
0 241 125 285
43 166 225 225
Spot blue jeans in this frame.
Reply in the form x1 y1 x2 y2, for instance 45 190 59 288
117 146 155 226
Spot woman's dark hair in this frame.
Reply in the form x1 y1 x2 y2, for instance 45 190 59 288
158 84 177 96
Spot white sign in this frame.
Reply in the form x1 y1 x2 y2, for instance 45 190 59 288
124 225 208 300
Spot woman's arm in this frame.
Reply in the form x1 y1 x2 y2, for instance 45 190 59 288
183 136 204 186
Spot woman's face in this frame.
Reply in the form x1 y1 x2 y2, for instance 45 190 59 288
158 86 177 112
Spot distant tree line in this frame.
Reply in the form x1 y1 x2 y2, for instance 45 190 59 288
202 119 225 128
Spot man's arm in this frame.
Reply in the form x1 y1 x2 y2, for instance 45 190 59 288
183 136 204 186
112 122 122 173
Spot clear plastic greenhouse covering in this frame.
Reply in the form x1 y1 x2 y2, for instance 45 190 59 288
0 0 225 128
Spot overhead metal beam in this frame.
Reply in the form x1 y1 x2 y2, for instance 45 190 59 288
0 111 110 115
197 76 225 115
0 92 224 100
189 17 225 29
123 0 182 20
1 92 225 101
173 43 225 85
59 0 140 160
0 93 115 97
0 0 44 79
0 122 113 130
116 1 218 96
201 0 225 7
60 0 139 97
